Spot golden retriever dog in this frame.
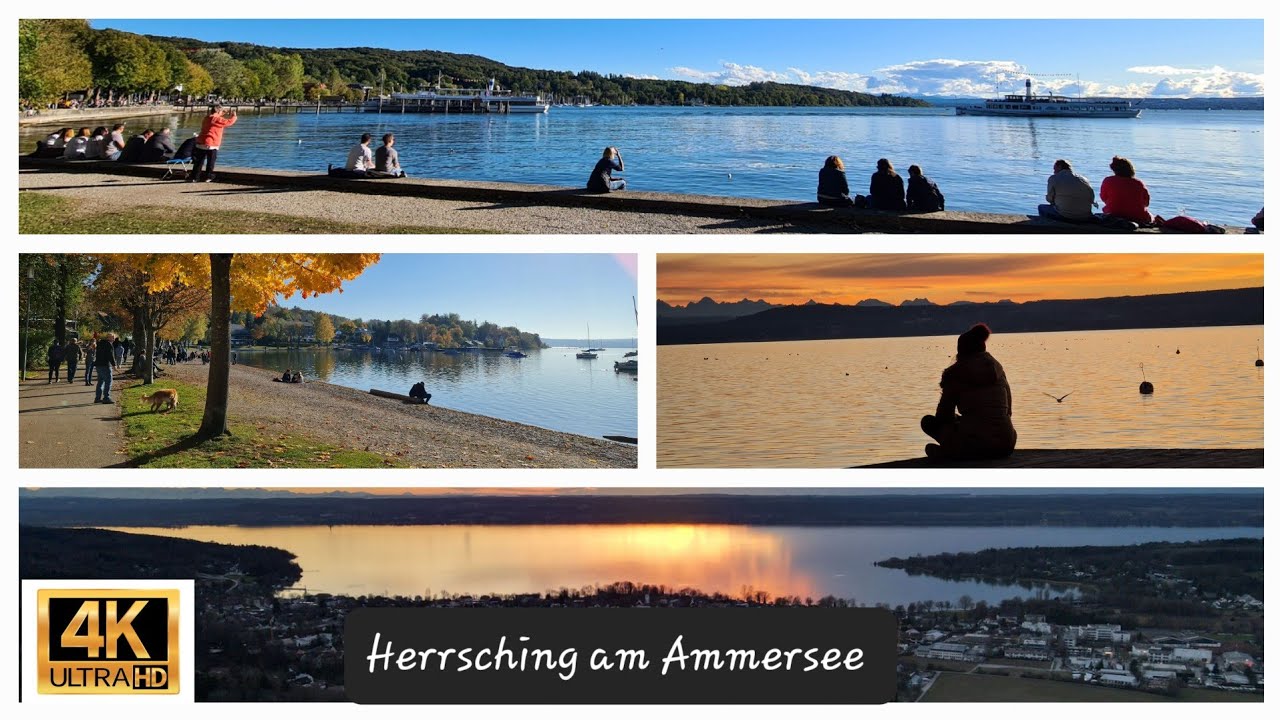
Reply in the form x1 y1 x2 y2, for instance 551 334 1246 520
141 388 178 413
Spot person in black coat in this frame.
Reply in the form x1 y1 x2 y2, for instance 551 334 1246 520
117 130 153 163
816 155 854 207
906 164 945 212
139 128 177 163
869 158 906 211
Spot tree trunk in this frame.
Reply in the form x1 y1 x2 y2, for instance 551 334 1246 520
143 316 155 385
54 259 69 346
131 312 146 375
198 253 233 439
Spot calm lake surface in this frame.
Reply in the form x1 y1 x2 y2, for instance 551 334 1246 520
21 106 1263 224
236 346 637 439
100 524 1263 607
658 325 1264 468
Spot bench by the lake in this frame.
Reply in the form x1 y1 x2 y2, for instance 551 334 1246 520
860 448 1263 469
18 156 1250 234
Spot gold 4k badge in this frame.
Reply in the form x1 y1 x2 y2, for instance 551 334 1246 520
37 589 180 694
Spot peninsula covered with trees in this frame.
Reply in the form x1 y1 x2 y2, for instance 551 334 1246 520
18 19 930 108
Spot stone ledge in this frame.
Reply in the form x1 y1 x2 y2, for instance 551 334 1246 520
18 156 1247 234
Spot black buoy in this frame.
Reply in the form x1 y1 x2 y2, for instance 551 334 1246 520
1175 348 1181 355
1257 359 1265 367
1139 363 1155 394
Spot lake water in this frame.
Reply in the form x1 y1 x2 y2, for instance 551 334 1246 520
658 325 1264 467
21 107 1262 225
235 346 637 439
99 524 1263 607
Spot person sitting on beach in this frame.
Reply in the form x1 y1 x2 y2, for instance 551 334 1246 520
345 133 375 174
117 130 153 163
1099 156 1153 225
276 368 293 383
586 146 625 193
290 370 304 384
816 155 854 207
408 381 432 404
61 127 92 159
919 323 1017 462
906 164 945 212
370 133 405 177
868 158 907 211
140 127 177 163
1038 159 1096 222
104 123 127 160
1251 208 1263 233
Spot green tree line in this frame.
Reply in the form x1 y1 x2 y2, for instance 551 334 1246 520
18 20 929 108
234 306 548 350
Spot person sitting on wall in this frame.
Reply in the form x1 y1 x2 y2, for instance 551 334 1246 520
919 323 1017 462
866 158 907 211
117 130 153 163
816 155 854 207
906 164 945 212
1038 159 1096 222
586 146 626 193
369 133 406 178
139 127 177 163
1099 156 1153 225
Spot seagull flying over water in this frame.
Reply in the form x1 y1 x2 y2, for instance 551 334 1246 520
1042 391 1074 403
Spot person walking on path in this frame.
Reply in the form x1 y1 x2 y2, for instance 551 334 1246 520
46 342 65 384
190 105 237 183
93 333 118 404
63 339 82 384
113 338 125 367
83 337 97 386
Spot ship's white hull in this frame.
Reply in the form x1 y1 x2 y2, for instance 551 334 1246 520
957 105 1141 118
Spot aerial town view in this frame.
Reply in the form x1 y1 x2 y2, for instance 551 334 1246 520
19 488 1263 702
18 18 1263 234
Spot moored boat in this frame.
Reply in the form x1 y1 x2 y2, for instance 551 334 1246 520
956 79 1140 118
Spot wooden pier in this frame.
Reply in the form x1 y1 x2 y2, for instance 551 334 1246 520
859 448 1263 469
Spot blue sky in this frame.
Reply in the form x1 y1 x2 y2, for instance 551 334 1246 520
275 254 638 339
94 19 1264 97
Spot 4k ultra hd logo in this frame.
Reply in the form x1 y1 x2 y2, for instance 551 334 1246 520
37 589 180 694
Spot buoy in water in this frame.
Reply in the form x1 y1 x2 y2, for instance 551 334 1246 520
1139 381 1154 394
1256 359 1265 367
1175 348 1180 354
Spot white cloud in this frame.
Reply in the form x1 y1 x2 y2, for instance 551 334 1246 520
623 73 660 80
668 62 790 86
663 59 1263 98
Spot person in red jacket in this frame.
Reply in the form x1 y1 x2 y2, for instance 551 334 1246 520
1099 156 1152 224
190 105 238 183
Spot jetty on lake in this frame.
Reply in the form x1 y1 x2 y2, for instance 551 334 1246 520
860 448 1263 469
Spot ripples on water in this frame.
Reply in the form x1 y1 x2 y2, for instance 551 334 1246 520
21 107 1262 224
658 326 1264 467
102 524 1263 607
235 347 637 439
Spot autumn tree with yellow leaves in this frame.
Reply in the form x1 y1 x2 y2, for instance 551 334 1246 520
108 253 380 439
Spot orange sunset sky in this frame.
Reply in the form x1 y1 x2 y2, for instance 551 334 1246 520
657 254 1263 306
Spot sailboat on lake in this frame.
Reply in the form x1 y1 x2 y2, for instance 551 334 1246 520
576 323 598 359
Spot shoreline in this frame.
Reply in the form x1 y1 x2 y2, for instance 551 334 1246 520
19 158 1250 234
161 363 636 468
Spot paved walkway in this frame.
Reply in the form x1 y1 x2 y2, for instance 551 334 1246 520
19 373 126 468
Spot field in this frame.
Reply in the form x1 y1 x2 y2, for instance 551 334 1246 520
923 672 1171 702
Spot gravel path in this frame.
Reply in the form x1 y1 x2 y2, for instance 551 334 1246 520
163 363 637 468
20 170 809 234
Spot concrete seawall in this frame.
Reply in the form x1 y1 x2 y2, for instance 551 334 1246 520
21 156 1243 234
